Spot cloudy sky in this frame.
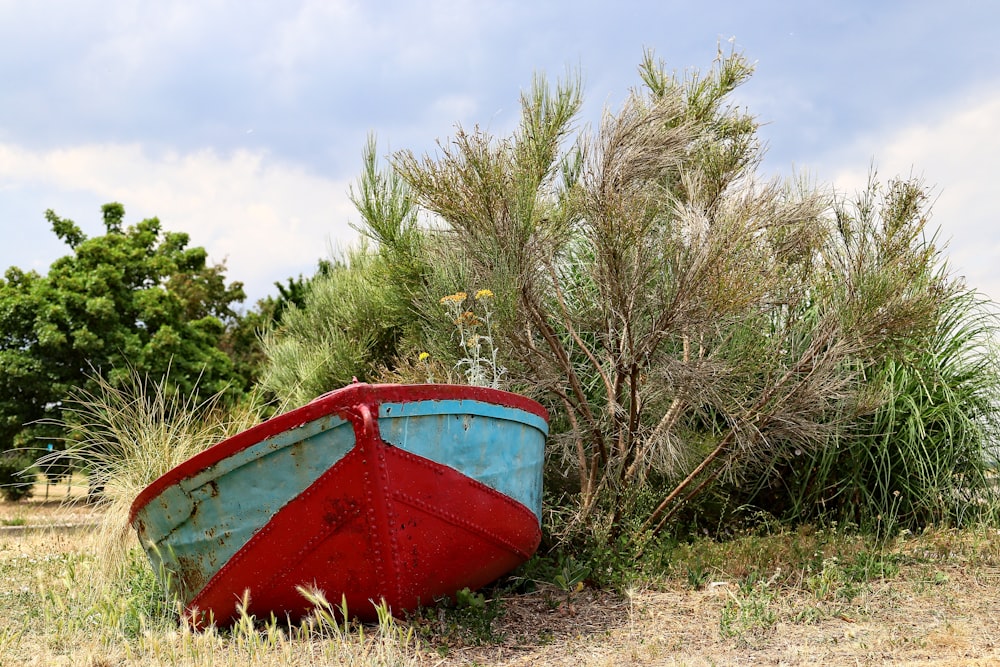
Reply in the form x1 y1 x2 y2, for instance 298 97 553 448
1 1 998 307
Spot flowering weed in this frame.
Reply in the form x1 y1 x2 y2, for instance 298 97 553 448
439 290 506 389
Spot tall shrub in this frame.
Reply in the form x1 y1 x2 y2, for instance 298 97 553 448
259 135 428 406
263 47 989 545
0 451 37 502
393 48 952 543
763 287 1000 530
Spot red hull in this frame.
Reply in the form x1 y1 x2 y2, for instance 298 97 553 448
189 439 541 625
130 384 548 626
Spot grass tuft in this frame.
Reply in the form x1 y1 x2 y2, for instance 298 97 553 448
37 367 270 590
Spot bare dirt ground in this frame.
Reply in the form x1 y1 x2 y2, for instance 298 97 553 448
443 573 1000 666
3 485 1000 666
426 526 1000 666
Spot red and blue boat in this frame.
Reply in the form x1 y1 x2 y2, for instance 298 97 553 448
129 383 548 626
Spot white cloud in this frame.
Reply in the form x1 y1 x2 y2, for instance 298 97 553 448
0 142 358 303
825 86 1000 305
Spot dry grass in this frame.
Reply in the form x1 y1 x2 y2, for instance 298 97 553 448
448 569 1000 666
0 524 425 666
0 475 98 527
2 495 1000 666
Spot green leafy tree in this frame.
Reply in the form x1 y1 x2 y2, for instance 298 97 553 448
0 203 250 456
220 261 336 404
271 260 334 321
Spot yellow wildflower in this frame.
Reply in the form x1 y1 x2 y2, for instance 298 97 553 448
439 292 467 304
418 352 430 361
475 289 494 300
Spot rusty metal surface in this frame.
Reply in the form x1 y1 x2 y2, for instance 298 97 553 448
130 383 548 625
133 413 357 601
378 399 546 519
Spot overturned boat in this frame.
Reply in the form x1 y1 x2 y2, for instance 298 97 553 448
129 382 548 626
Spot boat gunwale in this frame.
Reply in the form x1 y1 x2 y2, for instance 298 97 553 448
128 383 549 524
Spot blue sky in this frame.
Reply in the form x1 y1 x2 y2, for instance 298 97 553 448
1 1 998 306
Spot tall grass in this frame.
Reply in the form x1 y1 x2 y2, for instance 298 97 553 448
768 288 1000 531
39 367 269 581
0 532 423 665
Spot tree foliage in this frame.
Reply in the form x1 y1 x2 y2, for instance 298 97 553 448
0 203 250 455
397 47 967 538
258 135 429 405
261 47 997 540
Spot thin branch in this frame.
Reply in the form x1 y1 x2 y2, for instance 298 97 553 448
523 289 610 467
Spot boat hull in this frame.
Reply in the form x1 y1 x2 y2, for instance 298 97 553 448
129 383 548 625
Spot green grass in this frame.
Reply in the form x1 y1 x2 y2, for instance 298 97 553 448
742 288 1000 534
718 579 778 645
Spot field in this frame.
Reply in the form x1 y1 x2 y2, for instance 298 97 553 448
3 488 1000 666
